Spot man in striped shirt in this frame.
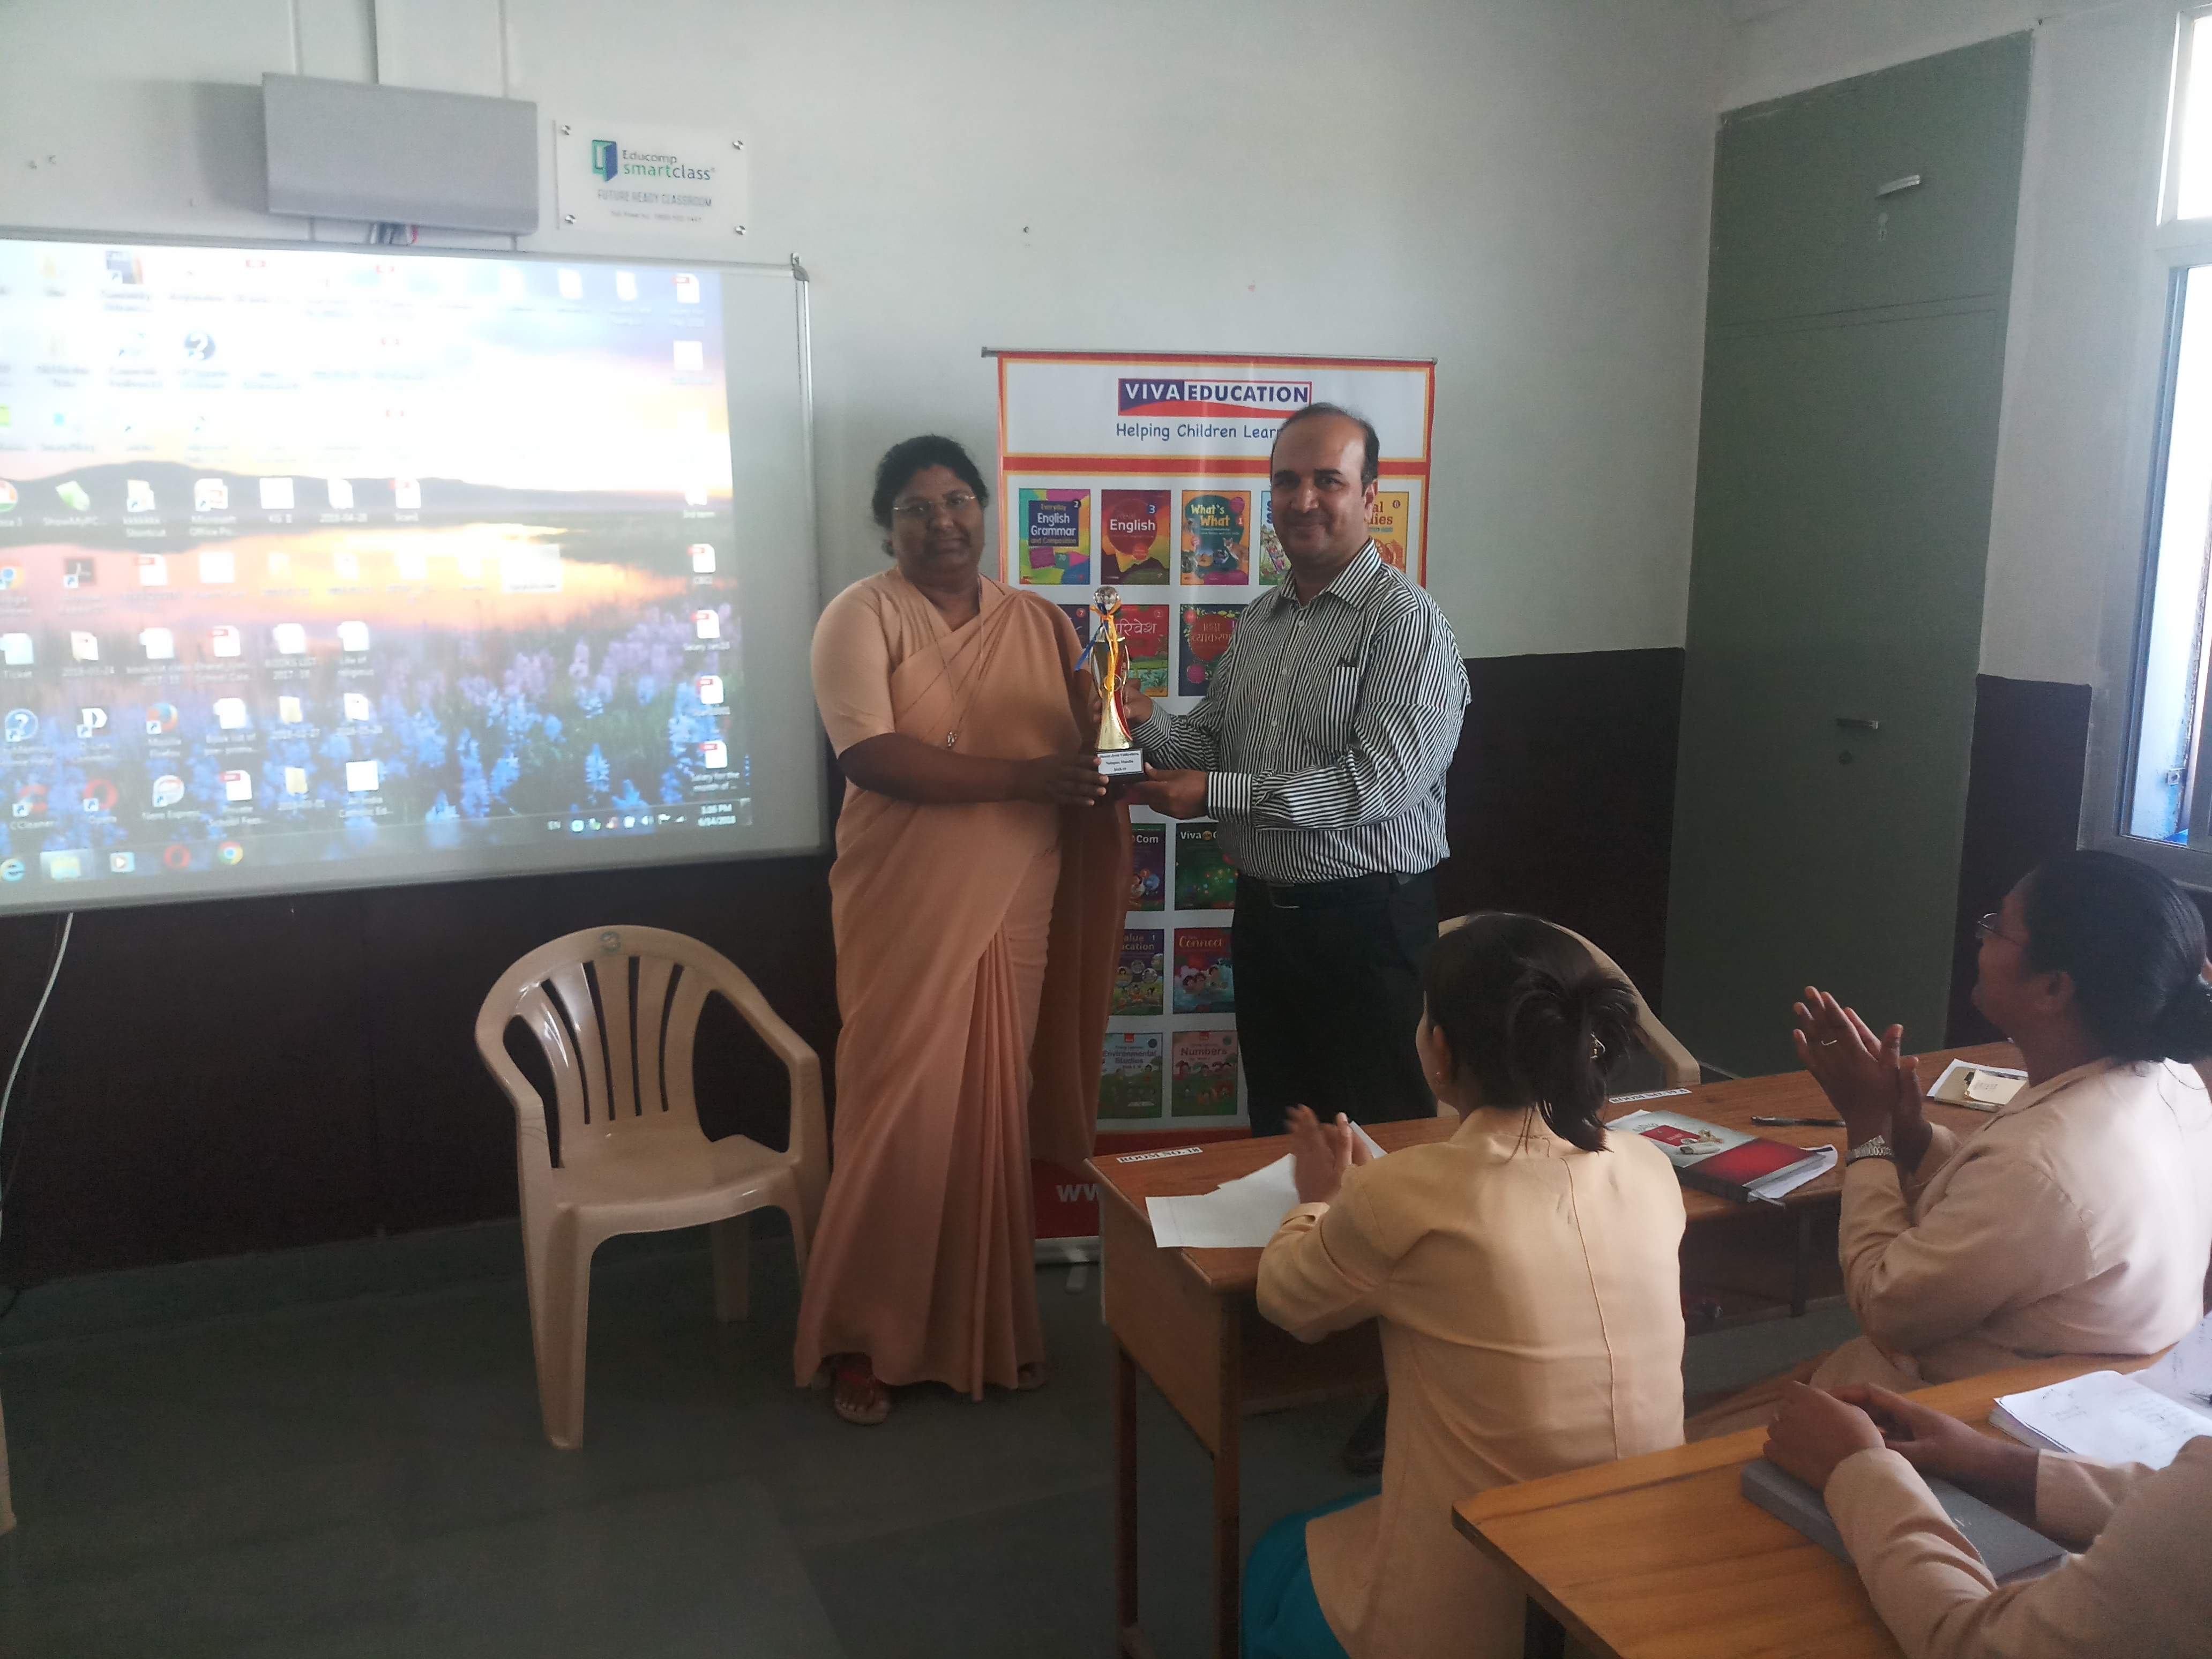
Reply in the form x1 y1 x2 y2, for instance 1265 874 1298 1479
1125 404 1471 1138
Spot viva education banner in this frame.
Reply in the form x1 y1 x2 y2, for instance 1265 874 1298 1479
996 351 1437 1133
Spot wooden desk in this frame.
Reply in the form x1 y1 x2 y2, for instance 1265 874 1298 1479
1087 1043 2014 1659
1454 1354 2143 1659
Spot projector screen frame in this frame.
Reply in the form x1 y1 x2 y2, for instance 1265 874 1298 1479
0 225 829 919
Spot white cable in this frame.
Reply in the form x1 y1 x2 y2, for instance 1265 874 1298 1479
0 911 74 1253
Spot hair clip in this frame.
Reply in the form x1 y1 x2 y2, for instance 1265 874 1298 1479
1590 1035 1605 1060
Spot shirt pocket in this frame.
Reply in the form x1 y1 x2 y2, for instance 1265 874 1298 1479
1290 660 1362 757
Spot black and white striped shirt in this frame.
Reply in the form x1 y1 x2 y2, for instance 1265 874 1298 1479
1133 542 1469 884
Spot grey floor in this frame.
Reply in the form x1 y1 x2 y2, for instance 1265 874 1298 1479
0 1221 1858 1659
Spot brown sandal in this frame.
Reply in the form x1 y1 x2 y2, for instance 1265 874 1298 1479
830 1354 891 1425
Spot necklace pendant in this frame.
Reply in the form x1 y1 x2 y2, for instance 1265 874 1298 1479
945 732 957 749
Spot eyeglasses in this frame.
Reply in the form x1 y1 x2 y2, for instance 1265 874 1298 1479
890 492 980 525
1974 913 2029 947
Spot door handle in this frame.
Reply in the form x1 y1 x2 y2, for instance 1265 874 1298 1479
1836 716 1881 732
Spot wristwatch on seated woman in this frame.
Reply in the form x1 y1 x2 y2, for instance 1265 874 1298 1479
1847 1134 1894 1167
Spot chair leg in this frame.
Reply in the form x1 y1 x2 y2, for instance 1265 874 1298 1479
524 1208 593 1450
781 1197 811 1283
0 1384 15 1535
709 1216 750 1322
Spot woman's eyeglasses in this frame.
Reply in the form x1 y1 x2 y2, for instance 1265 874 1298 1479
1974 913 2029 947
891 492 981 524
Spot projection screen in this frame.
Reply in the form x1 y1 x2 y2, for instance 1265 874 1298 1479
0 234 824 915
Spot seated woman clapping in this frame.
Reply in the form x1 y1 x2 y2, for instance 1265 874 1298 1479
1243 914 1688 1659
1763 1373 2211 1658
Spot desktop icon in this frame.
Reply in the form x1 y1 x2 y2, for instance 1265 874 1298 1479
688 543 716 573
54 480 91 511
216 841 244 866
104 250 144 286
557 268 584 300
326 477 354 511
150 774 184 808
2 708 35 743
342 692 373 723
80 780 116 814
0 566 17 589
673 340 704 372
674 273 700 304
198 549 235 584
213 697 248 730
63 557 95 588
145 702 179 735
195 478 228 512
272 623 308 656
137 554 169 586
0 634 32 666
283 766 309 796
208 625 242 659
139 627 175 660
701 740 728 770
9 785 43 819
570 819 584 832
0 860 21 883
41 850 83 882
266 551 291 579
126 479 156 513
683 482 710 507
457 552 484 582
161 844 191 871
108 851 136 874
277 695 305 725
393 477 422 510
0 482 14 511
182 330 216 362
338 621 370 653
395 549 428 582
693 609 721 641
258 477 294 510
69 631 98 662
694 675 724 706
221 770 253 803
615 271 638 302
77 707 107 736
345 759 379 793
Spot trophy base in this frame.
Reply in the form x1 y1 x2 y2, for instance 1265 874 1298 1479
1096 746 1147 779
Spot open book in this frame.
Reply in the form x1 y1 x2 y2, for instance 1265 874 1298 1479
1608 1109 1836 1203
1991 1313 2212 1469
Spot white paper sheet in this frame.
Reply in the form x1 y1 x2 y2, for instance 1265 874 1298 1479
2140 1309 2212 1413
1745 1142 1838 1201
1992 1368 2212 1468
1928 1058 2027 1111
1147 1127 1385 1250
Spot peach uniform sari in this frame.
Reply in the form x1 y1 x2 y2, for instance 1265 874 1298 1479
795 570 1128 1396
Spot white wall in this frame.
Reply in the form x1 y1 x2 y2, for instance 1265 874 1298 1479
0 0 1728 660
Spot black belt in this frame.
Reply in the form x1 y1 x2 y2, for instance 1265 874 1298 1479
1236 870 1430 911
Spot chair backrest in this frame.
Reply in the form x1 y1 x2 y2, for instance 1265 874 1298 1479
473 925 823 1174
1436 914 1700 1089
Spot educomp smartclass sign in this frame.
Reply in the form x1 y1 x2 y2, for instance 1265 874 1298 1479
553 120 751 249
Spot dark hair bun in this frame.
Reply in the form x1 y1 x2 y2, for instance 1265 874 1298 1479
2021 851 2212 1063
2150 975 2212 1063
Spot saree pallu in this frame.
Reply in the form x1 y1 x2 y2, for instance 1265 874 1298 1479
795 572 1127 1395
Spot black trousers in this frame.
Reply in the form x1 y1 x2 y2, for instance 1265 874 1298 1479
1231 869 1439 1139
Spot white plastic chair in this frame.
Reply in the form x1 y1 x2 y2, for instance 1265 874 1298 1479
474 926 826 1449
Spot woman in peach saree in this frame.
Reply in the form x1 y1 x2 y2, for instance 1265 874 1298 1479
795 435 1130 1424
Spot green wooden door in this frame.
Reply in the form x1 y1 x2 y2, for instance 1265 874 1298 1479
1665 37 2029 1074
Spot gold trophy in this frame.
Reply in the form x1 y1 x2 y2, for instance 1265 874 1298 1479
1091 588 1148 778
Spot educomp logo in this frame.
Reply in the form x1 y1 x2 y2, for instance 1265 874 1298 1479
1117 378 1313 420
591 139 717 185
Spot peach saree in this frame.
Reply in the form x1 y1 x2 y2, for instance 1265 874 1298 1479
795 570 1128 1396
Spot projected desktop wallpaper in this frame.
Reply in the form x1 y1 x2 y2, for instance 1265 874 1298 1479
0 238 747 906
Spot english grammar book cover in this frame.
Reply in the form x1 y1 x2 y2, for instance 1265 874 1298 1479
1367 491 1410 573
1173 928 1234 1014
1119 603 1170 696
1100 489 1171 585
1112 928 1164 1017
1179 490 1250 585
1174 822 1235 910
1098 1032 1164 1120
1019 489 1089 585
1179 603 1244 697
1129 823 1165 911
1172 1029 1241 1117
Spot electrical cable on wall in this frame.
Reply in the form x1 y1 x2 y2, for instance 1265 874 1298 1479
0 911 76 1306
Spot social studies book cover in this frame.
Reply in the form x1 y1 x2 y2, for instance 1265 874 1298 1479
1112 927 1164 1017
1367 490 1411 573
1174 927 1234 1014
1100 489 1171 585
1019 489 1090 586
1098 1032 1164 1120
1129 823 1166 912
1258 490 1287 587
1172 1029 1242 1117
1119 603 1170 696
1058 602 1093 648
1180 490 1251 585
1179 603 1244 696
1175 822 1235 909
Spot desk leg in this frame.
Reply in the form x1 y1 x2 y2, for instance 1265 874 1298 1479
1523 1598 1567 1659
1115 1341 1140 1639
1213 1306 1242 1659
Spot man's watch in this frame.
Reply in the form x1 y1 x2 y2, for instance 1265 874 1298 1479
1847 1135 1895 1167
